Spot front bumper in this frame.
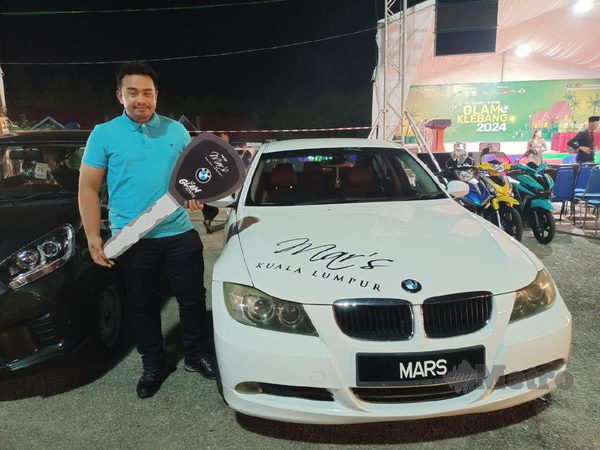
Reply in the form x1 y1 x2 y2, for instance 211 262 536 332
0 261 81 377
214 284 572 424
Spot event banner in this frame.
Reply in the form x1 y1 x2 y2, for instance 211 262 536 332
405 79 600 142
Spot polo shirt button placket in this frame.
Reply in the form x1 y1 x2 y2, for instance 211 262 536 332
141 123 152 147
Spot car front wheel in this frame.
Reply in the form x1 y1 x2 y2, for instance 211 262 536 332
80 273 128 360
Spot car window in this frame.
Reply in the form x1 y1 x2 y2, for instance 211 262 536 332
0 144 85 199
246 147 445 206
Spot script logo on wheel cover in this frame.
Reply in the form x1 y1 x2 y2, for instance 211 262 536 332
195 168 212 183
401 279 422 293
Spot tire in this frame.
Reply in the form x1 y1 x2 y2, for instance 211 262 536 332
499 206 523 241
80 273 128 360
532 208 555 244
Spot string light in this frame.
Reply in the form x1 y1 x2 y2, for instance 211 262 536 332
0 0 289 16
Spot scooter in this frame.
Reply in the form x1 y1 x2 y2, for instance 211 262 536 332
444 165 491 215
507 162 556 244
478 157 523 241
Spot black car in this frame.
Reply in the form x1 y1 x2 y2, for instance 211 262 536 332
0 130 129 377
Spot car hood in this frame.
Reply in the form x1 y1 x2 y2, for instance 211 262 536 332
233 200 539 305
0 199 80 262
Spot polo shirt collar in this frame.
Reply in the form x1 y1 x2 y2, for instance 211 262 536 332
121 110 160 131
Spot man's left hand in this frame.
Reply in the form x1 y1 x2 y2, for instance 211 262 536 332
184 200 204 211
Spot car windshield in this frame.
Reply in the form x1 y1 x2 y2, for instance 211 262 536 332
0 144 84 200
246 147 445 206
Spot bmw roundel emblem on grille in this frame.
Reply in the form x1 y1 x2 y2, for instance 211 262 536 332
195 168 212 183
401 279 422 293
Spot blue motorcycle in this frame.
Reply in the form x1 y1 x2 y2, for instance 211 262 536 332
444 165 491 215
507 163 556 244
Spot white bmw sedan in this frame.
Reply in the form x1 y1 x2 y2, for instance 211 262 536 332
211 138 572 424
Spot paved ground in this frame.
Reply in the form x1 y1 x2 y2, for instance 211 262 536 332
1 211 599 450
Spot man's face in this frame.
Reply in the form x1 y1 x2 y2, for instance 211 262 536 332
117 75 158 123
590 120 599 132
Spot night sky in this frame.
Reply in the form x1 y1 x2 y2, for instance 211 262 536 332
1 0 425 134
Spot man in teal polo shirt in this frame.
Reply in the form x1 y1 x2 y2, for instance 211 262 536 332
79 62 216 399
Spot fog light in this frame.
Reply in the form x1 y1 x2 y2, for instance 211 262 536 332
235 382 262 395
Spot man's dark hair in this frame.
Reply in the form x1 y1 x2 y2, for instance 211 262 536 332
116 61 158 90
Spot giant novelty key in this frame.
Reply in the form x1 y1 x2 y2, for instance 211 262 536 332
103 133 246 259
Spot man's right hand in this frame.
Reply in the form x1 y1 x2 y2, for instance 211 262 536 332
88 235 115 268
580 146 592 154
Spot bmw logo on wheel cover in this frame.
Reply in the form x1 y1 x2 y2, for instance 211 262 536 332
196 168 212 183
401 279 422 293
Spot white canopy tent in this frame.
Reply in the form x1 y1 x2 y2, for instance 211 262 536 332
372 0 600 140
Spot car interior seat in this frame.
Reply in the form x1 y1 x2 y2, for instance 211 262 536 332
266 163 297 203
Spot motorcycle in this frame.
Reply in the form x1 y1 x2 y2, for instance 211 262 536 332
477 157 523 241
444 164 491 215
507 162 556 244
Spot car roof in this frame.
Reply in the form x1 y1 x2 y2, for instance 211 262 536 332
262 138 404 153
0 130 91 145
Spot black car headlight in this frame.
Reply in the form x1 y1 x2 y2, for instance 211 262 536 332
509 269 556 323
223 282 318 336
0 225 74 290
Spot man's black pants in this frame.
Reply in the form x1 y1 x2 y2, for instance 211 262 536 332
202 204 219 222
118 229 209 370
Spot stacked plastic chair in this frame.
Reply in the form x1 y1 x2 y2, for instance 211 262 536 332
551 166 575 221
574 164 597 225
582 166 600 236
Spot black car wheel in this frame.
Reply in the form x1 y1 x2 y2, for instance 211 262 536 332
532 208 555 244
80 273 128 360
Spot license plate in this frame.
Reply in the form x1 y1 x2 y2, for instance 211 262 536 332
356 346 485 387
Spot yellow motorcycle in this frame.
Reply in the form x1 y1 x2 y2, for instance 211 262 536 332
477 158 523 241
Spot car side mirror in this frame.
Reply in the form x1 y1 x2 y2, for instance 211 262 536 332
206 194 237 208
447 180 470 198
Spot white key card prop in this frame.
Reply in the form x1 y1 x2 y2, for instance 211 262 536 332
103 133 246 259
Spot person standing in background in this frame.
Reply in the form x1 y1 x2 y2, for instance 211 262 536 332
240 143 252 167
568 116 599 164
524 129 547 165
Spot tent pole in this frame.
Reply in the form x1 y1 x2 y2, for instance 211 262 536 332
383 2 388 140
0 65 8 135
400 0 407 145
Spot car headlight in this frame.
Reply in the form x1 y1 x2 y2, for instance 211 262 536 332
509 269 556 323
0 225 74 290
223 282 318 336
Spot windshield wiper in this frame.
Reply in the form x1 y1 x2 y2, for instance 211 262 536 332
400 191 447 201
294 198 358 205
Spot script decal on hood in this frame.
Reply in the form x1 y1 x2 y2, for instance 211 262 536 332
273 238 394 271
252 238 395 293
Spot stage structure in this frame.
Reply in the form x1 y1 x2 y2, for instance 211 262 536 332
371 1 435 141
372 0 600 149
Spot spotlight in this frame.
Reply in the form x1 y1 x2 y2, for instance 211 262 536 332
574 0 593 14
516 44 532 58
